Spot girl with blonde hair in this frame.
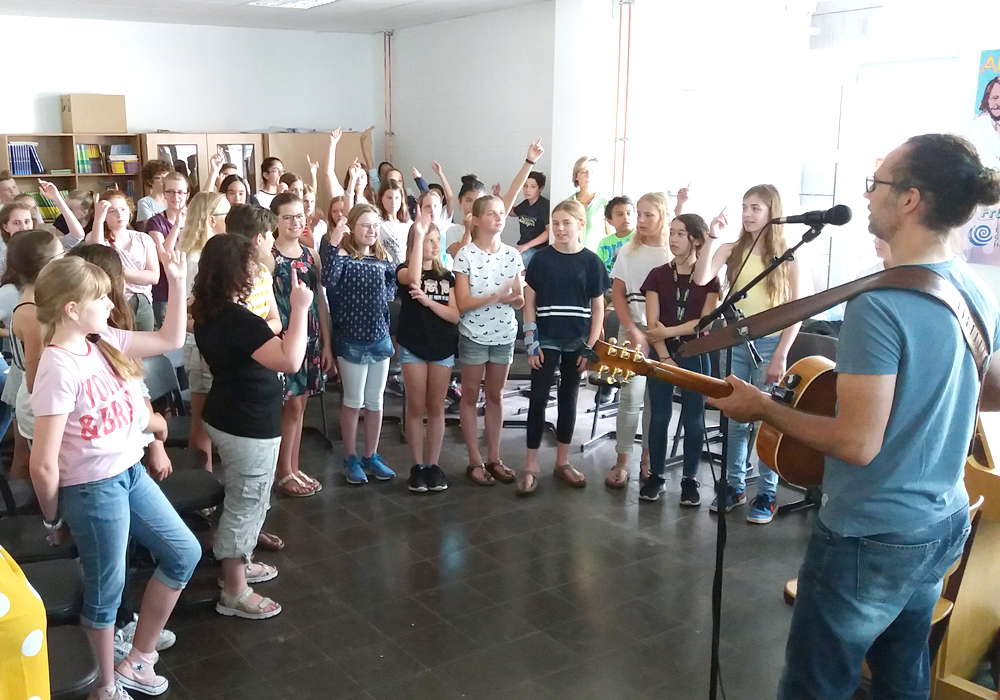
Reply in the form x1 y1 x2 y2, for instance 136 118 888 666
29 245 199 699
692 183 805 522
604 192 674 488
321 203 398 485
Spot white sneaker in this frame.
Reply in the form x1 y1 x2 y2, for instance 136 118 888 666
90 680 134 700
113 614 172 663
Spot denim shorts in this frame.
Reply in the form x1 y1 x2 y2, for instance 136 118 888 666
206 425 280 561
459 335 514 366
183 334 213 394
398 345 455 368
59 462 202 629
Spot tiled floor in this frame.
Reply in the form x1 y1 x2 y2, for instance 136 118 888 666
153 386 817 700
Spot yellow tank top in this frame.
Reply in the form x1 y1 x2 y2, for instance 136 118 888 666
732 253 775 318
245 264 273 319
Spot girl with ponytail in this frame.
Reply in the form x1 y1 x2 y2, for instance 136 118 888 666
28 236 200 699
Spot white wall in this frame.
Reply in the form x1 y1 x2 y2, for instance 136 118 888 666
0 16 376 135
373 2 554 240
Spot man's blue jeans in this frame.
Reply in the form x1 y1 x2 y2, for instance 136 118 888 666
779 506 970 700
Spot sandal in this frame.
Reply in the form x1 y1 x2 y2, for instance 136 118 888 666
295 471 323 493
257 531 285 551
216 587 282 620
485 460 516 483
274 473 320 497
466 463 495 486
217 561 278 588
605 465 630 489
516 470 539 497
554 464 587 488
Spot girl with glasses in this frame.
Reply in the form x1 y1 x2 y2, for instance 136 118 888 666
257 157 284 209
269 193 333 497
144 171 190 328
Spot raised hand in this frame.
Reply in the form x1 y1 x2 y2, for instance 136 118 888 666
709 207 728 239
329 128 342 145
289 268 314 311
307 154 319 176
526 138 544 163
491 183 502 197
412 207 432 237
676 187 690 206
277 182 289 194
37 179 61 201
431 161 443 177
156 234 186 285
209 152 224 171
164 207 186 252
348 158 362 180
412 167 422 181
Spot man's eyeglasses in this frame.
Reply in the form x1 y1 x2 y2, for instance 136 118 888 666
866 176 901 193
281 214 306 223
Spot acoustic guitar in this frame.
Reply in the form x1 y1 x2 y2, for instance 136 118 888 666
589 339 836 487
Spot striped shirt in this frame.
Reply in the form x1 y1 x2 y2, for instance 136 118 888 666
245 264 273 319
525 246 609 348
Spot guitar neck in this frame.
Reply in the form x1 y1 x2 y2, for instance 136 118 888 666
644 360 732 399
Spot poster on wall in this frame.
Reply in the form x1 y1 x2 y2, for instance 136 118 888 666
964 49 1000 265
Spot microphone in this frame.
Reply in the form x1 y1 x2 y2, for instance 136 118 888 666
770 204 852 227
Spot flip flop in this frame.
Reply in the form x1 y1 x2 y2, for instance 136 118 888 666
257 531 285 551
516 471 539 497
274 473 319 497
467 464 495 486
554 464 587 488
605 465 630 489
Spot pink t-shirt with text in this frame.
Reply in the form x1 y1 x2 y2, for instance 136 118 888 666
31 327 144 487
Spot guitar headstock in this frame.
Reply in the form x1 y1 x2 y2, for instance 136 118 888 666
590 338 650 384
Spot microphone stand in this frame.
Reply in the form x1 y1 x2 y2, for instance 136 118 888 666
683 221 827 700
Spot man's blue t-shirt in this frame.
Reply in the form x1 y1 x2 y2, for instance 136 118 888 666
820 258 1000 537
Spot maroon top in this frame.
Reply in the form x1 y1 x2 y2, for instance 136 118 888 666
143 213 173 304
640 262 721 342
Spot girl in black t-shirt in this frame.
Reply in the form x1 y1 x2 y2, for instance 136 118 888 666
192 234 312 620
397 194 460 493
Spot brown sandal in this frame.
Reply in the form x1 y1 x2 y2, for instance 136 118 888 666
516 471 539 497
485 460 516 483
466 464 495 486
554 464 587 488
605 465 630 489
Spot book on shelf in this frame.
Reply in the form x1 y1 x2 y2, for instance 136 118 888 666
7 142 44 175
31 189 68 220
49 168 73 175
109 154 139 174
76 143 105 174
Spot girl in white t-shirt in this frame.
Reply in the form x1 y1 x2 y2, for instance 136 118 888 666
30 245 198 699
88 190 160 332
453 138 544 486
375 180 410 265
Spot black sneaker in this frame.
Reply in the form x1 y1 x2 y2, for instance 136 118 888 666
680 478 701 507
639 475 666 501
424 465 449 492
407 465 428 493
386 376 405 397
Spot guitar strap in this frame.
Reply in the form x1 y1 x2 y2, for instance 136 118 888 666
680 265 992 380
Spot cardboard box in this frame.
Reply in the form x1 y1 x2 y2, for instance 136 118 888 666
61 94 127 134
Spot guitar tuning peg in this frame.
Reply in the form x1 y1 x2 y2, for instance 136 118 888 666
605 376 614 385
622 339 631 349
609 337 618 345
599 364 609 374
612 367 623 377
625 370 635 380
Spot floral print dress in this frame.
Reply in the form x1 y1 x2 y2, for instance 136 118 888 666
272 244 324 399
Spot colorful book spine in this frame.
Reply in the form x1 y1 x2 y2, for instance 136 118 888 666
32 190 67 220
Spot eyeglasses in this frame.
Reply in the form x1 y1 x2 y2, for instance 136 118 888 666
357 223 379 231
267 168 284 175
165 190 188 197
280 214 306 223
866 176 901 193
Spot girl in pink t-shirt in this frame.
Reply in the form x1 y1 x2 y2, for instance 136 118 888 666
29 244 197 700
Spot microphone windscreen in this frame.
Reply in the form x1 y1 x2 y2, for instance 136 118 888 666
827 204 852 226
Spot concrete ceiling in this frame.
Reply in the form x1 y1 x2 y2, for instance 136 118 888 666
0 0 547 34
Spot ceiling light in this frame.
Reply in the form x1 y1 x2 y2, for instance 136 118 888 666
248 0 339 8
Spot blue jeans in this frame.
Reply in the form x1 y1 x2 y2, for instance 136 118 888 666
60 462 202 629
647 353 710 480
726 334 780 497
779 507 970 700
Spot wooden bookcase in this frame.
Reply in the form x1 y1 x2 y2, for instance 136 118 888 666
0 133 144 202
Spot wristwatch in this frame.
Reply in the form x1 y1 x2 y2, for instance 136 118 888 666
43 516 63 532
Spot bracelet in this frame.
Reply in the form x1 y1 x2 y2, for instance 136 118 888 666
43 516 63 531
525 158 536 165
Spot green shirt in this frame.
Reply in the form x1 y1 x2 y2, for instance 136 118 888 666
597 229 634 274
573 192 610 251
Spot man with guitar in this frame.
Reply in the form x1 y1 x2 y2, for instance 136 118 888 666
708 134 1000 699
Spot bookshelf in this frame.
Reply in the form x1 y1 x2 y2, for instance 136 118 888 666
0 133 144 206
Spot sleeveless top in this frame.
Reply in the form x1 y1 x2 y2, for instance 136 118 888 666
9 302 32 372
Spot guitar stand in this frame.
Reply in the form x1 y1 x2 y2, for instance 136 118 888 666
777 485 822 515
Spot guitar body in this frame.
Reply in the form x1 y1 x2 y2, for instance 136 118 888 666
756 356 837 488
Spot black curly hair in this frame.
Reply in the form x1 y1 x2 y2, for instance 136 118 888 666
190 234 257 325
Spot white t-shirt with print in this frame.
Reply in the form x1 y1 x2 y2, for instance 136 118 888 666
610 243 672 326
380 219 408 265
453 241 524 346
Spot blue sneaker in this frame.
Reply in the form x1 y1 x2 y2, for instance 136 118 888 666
363 453 395 481
747 494 777 524
344 455 368 485
709 487 746 513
